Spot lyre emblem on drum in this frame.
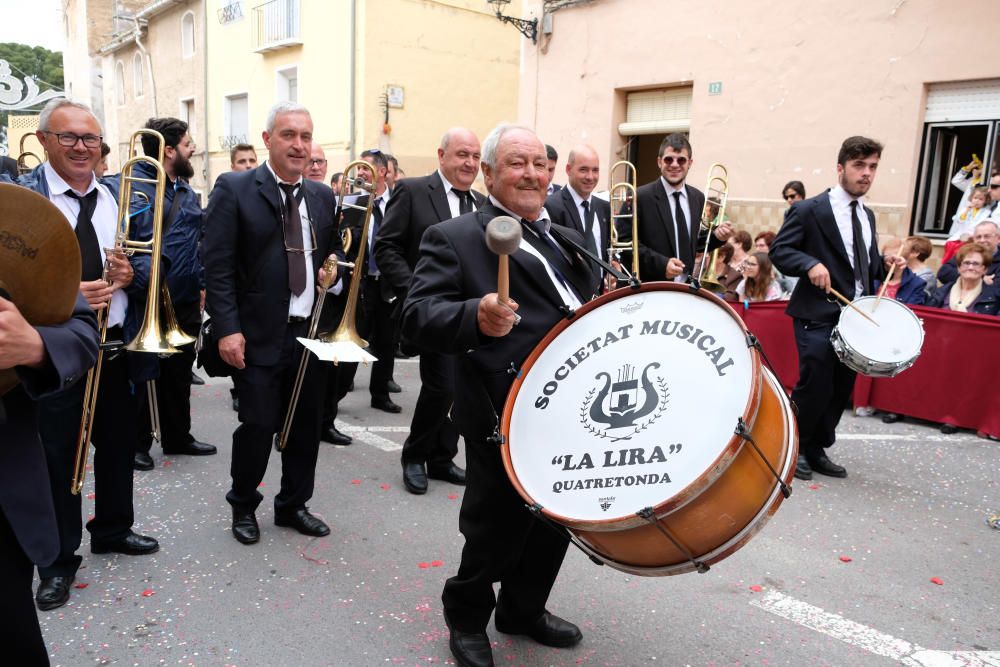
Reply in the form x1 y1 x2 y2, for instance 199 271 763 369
582 363 669 441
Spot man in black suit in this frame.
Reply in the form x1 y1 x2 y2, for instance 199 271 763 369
633 133 732 282
771 136 902 481
0 292 99 663
546 143 611 286
402 124 597 667
203 102 342 544
0 154 18 178
375 127 484 495
545 143 561 195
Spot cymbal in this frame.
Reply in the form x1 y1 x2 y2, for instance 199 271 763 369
0 183 82 395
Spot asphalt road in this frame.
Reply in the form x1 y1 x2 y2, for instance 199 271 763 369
37 359 1000 666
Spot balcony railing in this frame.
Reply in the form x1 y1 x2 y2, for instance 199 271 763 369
252 0 302 52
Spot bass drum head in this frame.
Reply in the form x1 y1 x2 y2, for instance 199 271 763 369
837 296 924 365
503 283 760 529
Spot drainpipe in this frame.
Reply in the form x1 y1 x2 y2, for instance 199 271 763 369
131 18 158 116
349 0 357 160
202 0 209 196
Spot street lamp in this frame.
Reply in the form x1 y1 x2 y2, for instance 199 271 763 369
487 0 538 44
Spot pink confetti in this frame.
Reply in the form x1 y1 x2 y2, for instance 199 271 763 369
380 483 391 490
447 494 458 500
839 555 853 563
141 588 155 597
351 479 361 485
74 583 89 589
418 562 431 569
930 577 943 585
749 585 763 592
86 493 96 500
808 484 819 490
431 560 444 567
258 482 265 488
162 460 173 467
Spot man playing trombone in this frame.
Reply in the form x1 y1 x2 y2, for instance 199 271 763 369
203 102 342 545
2 99 160 612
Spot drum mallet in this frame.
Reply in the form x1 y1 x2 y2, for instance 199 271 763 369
485 216 522 307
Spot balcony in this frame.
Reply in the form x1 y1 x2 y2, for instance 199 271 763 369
252 0 302 53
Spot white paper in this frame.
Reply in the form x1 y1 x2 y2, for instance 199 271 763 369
297 338 377 364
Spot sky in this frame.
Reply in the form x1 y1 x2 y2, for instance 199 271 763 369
0 0 66 52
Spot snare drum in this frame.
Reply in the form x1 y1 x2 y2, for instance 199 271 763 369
830 296 924 377
501 283 797 576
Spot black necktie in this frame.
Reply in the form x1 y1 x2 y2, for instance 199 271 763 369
673 191 693 272
65 190 103 281
580 200 601 277
453 188 473 215
279 182 307 296
849 200 871 295
521 219 582 301
368 196 384 274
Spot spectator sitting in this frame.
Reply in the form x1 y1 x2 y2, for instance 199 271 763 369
728 229 752 274
735 252 783 302
756 229 797 294
873 237 926 306
712 242 742 300
901 235 936 296
782 180 806 205
937 220 1000 285
928 242 999 316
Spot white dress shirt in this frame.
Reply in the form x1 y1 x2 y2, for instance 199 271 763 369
567 185 602 257
490 196 582 309
44 162 128 328
438 170 477 219
828 184 873 298
266 161 316 318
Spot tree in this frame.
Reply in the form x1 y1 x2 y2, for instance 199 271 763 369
0 42 64 128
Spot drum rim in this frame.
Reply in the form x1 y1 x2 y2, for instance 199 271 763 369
833 295 926 372
501 282 764 531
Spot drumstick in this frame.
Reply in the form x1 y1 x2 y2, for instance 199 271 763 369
873 261 896 312
485 216 522 306
829 287 880 326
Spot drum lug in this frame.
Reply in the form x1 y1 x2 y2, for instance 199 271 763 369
486 430 506 447
558 305 577 320
744 331 759 349
506 361 521 377
735 418 793 499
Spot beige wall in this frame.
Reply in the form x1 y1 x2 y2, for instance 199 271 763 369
517 0 998 243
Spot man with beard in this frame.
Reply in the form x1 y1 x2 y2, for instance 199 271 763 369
771 136 903 481
126 117 216 471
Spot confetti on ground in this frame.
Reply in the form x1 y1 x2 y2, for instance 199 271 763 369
141 589 155 597
431 560 444 567
839 555 853 563
808 484 819 490
418 562 430 569
86 493 96 500
930 577 943 585
447 494 458 500
380 483 391 490
351 479 361 485
74 583 89 589
749 585 763 592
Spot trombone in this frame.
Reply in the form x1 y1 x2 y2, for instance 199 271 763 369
16 133 44 175
70 129 182 494
276 160 376 451
693 164 729 291
607 159 640 287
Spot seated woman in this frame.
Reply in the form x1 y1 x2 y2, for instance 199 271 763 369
873 236 926 306
735 252 783 302
902 235 936 297
928 242 1000 316
712 242 742 300
756 229 797 294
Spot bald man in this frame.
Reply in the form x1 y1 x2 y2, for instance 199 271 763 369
305 143 329 183
374 127 486 495
546 144 611 284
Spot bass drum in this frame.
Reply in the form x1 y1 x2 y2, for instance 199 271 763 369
501 282 797 576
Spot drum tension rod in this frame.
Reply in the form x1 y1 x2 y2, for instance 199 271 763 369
506 361 521 378
735 418 792 499
558 305 577 320
636 507 709 573
526 503 605 567
486 430 506 447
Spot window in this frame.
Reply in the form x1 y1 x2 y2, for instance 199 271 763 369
133 53 144 97
181 11 196 57
180 97 195 137
276 66 298 103
115 60 125 105
224 94 249 147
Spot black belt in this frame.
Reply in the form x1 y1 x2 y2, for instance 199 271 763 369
288 315 308 324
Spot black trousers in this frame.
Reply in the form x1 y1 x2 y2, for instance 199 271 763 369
790 318 857 461
0 509 49 665
226 320 326 514
322 361 357 429
441 438 569 633
37 339 137 578
400 352 459 469
357 277 396 401
138 301 202 453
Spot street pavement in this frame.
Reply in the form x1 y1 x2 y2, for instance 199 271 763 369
37 358 1000 666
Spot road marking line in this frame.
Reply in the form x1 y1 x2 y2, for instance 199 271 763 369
346 430 402 452
751 590 1000 666
339 425 410 433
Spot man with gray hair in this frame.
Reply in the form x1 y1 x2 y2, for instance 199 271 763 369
203 101 344 545
937 219 1000 285
2 98 159 612
402 123 596 667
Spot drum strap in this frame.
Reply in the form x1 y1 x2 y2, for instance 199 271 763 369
735 417 792 499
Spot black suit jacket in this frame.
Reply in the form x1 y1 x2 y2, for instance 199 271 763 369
770 190 885 323
0 155 17 179
400 202 598 440
374 171 486 301
633 178 718 280
203 163 342 366
545 186 611 261
0 293 98 565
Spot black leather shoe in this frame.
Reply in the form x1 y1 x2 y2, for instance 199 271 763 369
36 576 74 611
274 508 330 537
428 463 466 486
387 379 402 393
495 610 583 648
881 412 902 424
809 454 847 478
449 629 495 667
347 381 355 392
190 371 205 386
134 452 154 471
163 439 217 456
940 423 959 434
372 397 402 414
403 462 428 495
322 426 352 446
794 455 813 480
91 531 159 555
232 510 259 544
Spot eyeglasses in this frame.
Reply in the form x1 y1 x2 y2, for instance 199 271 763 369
44 131 103 148
308 159 327 167
661 156 689 166
960 260 984 268
284 220 318 256
990 184 1000 189
783 193 799 201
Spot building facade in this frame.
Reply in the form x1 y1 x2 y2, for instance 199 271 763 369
517 0 1000 257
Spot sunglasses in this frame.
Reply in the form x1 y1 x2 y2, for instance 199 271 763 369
990 184 1000 189
783 193 799 200
661 156 689 166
